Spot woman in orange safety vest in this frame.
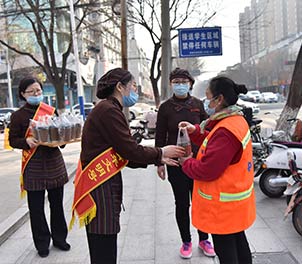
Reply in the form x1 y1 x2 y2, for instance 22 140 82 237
179 76 256 264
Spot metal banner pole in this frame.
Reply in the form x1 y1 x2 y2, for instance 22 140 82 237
68 0 85 119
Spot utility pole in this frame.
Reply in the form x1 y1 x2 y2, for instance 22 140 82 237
120 0 130 121
161 0 171 101
69 0 85 119
120 0 128 70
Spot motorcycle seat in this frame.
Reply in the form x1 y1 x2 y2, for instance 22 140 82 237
139 120 148 125
273 140 302 148
251 119 262 126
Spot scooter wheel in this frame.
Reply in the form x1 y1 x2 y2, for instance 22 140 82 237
132 131 142 144
259 169 287 198
292 202 302 236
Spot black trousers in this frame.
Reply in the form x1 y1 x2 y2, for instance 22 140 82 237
212 231 252 264
86 228 117 264
167 166 208 243
27 187 68 252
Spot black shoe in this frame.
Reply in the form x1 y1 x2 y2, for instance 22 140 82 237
38 249 49 258
53 241 71 251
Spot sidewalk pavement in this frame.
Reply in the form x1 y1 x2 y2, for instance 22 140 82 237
0 133 79 246
0 136 302 263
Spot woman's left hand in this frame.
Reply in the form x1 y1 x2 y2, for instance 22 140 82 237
26 137 38 148
178 152 193 166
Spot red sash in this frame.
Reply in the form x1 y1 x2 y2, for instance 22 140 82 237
70 147 128 229
20 102 55 198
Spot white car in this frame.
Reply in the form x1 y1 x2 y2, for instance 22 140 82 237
129 103 156 120
72 103 94 116
237 98 260 114
201 96 260 115
246 90 261 103
260 92 278 103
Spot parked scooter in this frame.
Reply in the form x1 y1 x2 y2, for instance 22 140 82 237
269 151 302 236
250 116 287 173
255 118 302 198
130 120 156 144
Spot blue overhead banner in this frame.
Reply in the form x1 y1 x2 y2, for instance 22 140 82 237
178 27 222 58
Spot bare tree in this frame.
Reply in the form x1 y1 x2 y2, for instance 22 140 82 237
276 44 302 134
172 44 204 76
128 0 220 107
0 0 112 111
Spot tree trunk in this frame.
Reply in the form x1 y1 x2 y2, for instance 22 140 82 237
52 79 65 111
276 44 302 135
149 43 161 107
151 77 161 108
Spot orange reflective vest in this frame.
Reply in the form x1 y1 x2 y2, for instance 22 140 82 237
192 115 256 234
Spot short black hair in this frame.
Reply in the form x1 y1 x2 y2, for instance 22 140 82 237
18 76 43 101
209 76 247 106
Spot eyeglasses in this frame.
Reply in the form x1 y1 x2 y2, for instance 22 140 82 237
24 89 43 95
171 80 190 85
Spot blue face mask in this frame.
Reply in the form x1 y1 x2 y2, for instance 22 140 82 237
203 99 215 116
122 90 139 107
173 84 190 96
27 95 44 105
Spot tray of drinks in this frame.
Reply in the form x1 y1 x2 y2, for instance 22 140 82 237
38 138 81 147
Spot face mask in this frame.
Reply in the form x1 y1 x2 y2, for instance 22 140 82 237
204 99 215 116
122 90 139 107
173 83 190 96
26 95 44 105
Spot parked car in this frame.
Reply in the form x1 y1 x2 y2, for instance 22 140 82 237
0 107 18 132
201 97 260 115
237 98 260 114
246 90 262 103
238 93 250 101
72 103 94 117
260 92 278 103
129 103 156 121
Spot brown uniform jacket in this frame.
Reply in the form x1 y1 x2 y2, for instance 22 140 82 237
9 103 68 191
81 97 162 234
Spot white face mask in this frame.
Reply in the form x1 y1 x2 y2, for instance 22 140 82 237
172 83 190 96
203 97 217 116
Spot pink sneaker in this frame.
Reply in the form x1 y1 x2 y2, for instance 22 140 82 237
198 240 216 257
180 242 192 259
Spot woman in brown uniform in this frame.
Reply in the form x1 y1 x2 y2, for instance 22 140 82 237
9 76 70 258
71 68 184 264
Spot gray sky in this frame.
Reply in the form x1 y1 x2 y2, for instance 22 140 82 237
199 0 251 80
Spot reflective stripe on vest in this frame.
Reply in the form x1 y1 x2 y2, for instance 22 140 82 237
220 183 254 202
198 188 212 200
201 128 251 152
202 138 208 148
242 130 251 150
198 183 254 202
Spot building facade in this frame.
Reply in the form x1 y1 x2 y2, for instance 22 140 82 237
0 0 152 108
233 0 302 93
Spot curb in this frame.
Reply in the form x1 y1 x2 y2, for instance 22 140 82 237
0 164 77 246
